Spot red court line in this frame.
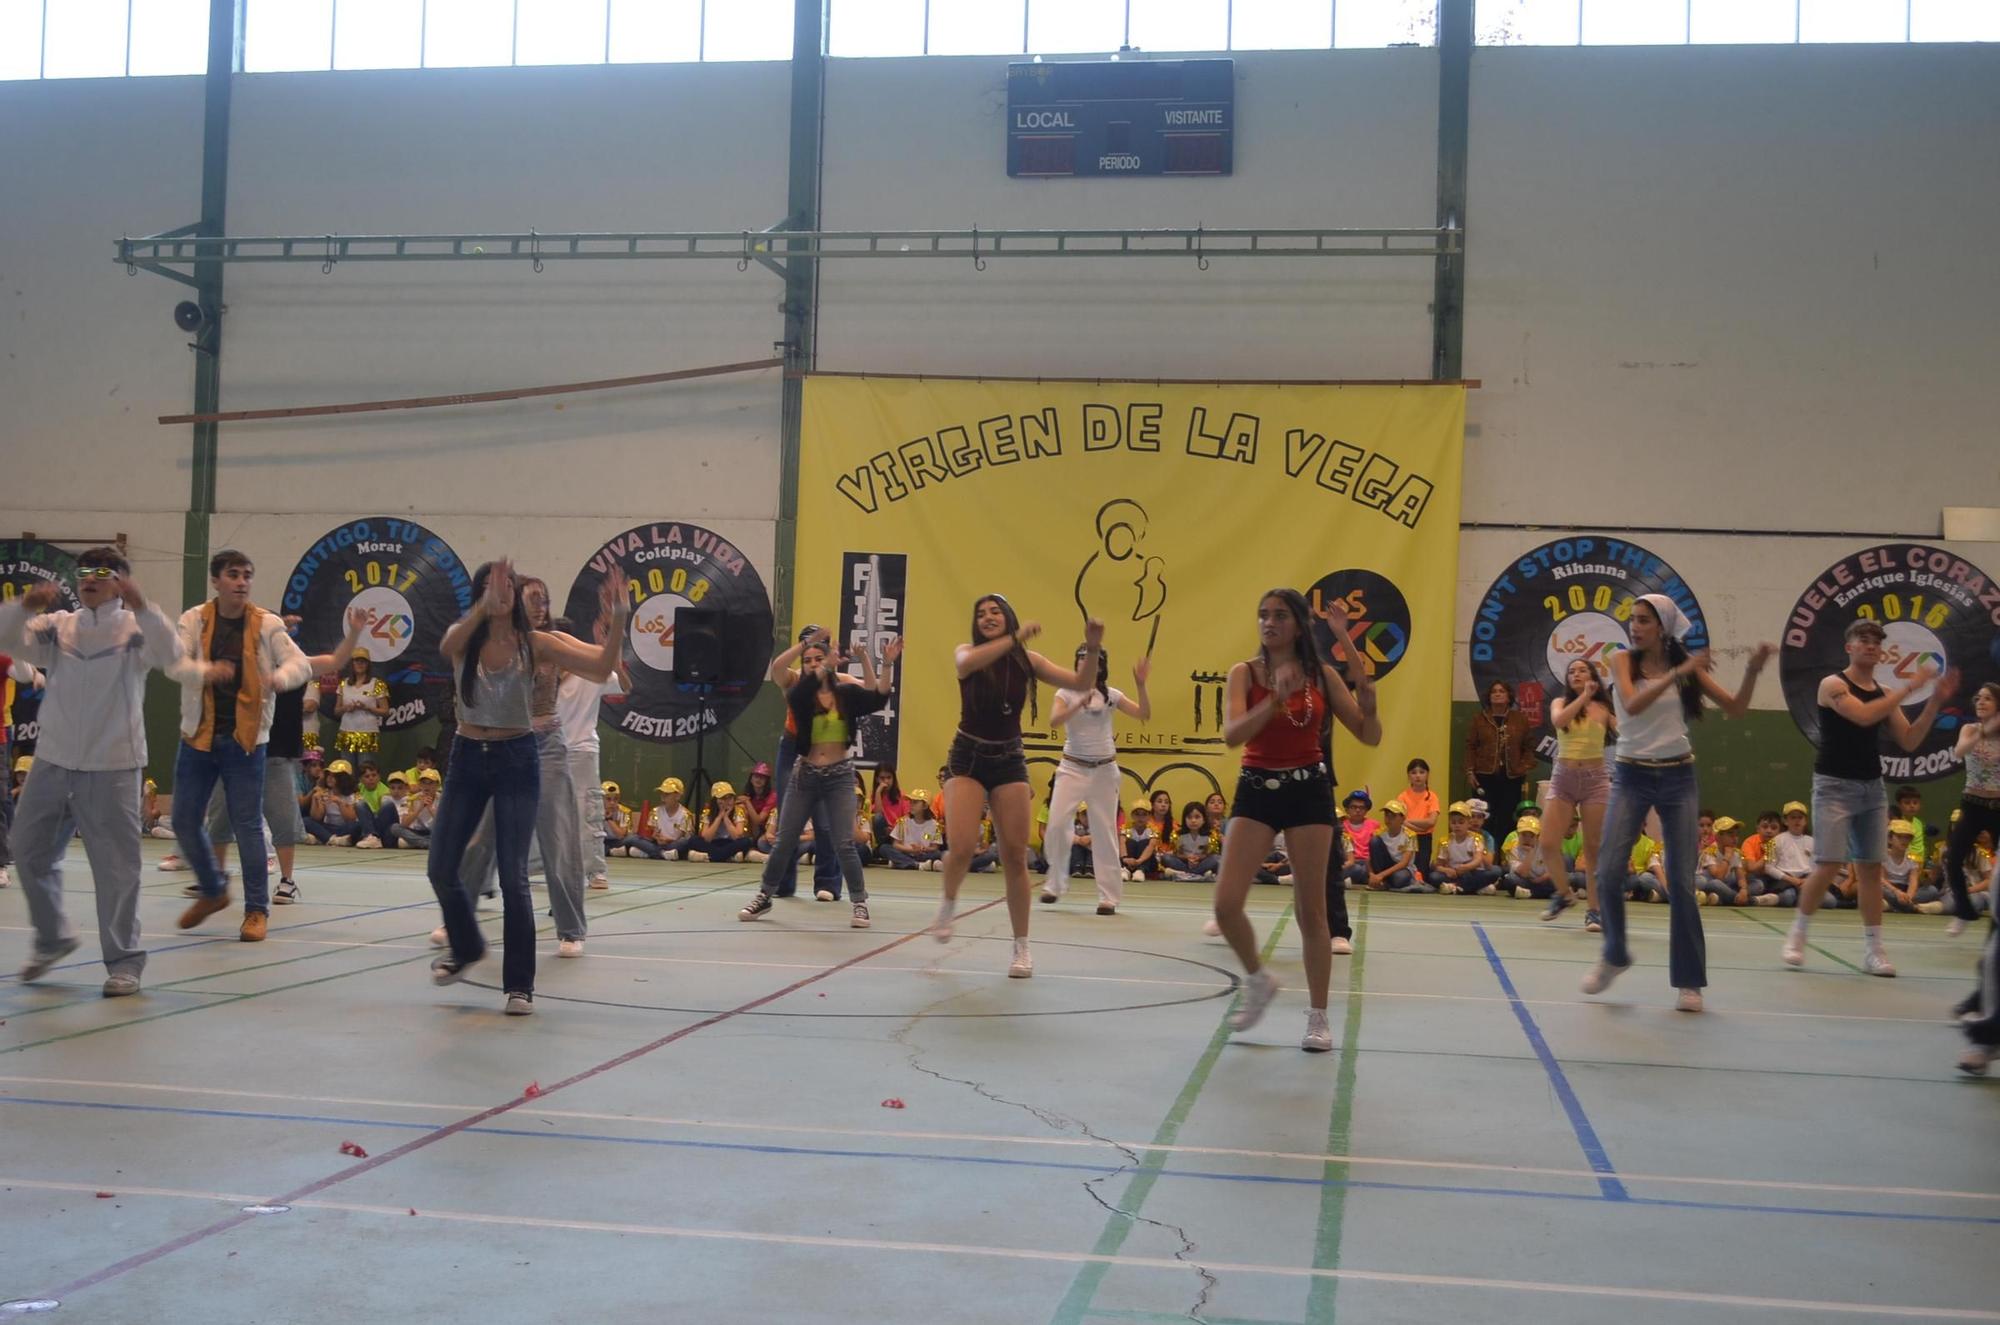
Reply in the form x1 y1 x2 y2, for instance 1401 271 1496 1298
47 903 1000 1301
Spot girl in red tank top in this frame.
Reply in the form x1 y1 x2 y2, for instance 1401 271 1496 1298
1212 588 1382 1054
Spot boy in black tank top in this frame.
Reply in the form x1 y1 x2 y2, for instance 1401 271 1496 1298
1783 618 1954 978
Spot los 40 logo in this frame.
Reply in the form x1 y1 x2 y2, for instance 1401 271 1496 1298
1306 569 1412 681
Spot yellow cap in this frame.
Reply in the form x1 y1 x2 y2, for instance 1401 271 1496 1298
657 777 685 795
402 768 421 786
1382 799 1407 816
710 780 736 799
601 781 621 797
1447 801 1471 817
1712 815 1742 834
1783 800 1808 817
350 647 370 661
386 769 408 784
144 777 157 791
1951 808 1961 825
1131 800 1153 816
907 788 930 802
418 768 441 784
326 759 353 775
1887 819 1915 837
11 755 30 774
1516 817 1542 835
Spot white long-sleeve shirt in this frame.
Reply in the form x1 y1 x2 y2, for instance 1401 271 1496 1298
0 599 183 771
173 604 313 749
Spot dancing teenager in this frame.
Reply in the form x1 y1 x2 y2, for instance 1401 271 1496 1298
1213 591 1380 1051
1 549 182 995
765 625 847 899
1039 647 1152 914
1540 658 1617 929
1582 595 1772 1013
1781 619 1953 977
931 596 1103 977
427 559 626 1014
738 636 901 927
1939 682 2000 937
171 550 316 941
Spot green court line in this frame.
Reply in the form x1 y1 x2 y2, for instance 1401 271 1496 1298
1305 892 1368 1324
1085 1310 1301 1325
1730 908 1864 974
0 878 747 1053
1048 905 1295 1325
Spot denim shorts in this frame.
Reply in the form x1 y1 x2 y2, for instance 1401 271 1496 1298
1811 773 1888 865
1232 764 1337 833
947 732 1029 792
1549 758 1610 808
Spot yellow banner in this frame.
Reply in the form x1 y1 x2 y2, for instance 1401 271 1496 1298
797 375 1464 816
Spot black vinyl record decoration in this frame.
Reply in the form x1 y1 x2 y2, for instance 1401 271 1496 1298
0 539 81 750
1779 543 2000 783
564 521 774 745
1469 536 1709 763
281 518 473 730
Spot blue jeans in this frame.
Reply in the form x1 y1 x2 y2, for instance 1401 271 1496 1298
1597 760 1706 989
1811 773 1887 865
426 733 540 996
774 734 840 896
172 738 271 913
760 759 868 902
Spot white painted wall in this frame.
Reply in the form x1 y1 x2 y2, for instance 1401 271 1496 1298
5 43 1998 713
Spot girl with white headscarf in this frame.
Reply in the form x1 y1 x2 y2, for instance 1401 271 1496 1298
1580 593 1773 1013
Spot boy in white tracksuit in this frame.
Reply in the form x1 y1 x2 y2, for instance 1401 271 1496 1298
1038 649 1152 909
0 547 184 995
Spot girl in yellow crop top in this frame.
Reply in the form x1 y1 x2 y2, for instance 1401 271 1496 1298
1541 658 1620 926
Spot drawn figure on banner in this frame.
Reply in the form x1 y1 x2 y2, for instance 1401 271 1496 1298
1074 498 1168 663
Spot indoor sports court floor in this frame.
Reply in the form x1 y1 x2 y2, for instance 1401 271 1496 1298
2 844 1995 1323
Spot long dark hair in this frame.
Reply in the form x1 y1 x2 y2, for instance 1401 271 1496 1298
1558 660 1618 743
872 765 902 807
1075 644 1111 704
1629 600 1704 724
517 577 550 630
459 561 534 708
969 593 1034 715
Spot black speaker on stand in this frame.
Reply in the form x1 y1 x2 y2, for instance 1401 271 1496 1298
673 606 724 811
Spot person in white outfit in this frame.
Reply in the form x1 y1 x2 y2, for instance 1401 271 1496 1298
1039 647 1151 912
1 547 185 996
555 632 627 890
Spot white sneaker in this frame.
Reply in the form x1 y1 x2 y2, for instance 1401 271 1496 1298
1438 882 1461 895
1675 988 1704 1013
1580 960 1631 995
1514 885 1534 900
748 851 771 863
1331 935 1353 956
1946 917 1968 937
430 926 448 947
1301 1008 1332 1053
1917 900 1945 914
329 835 353 848
148 826 177 839
1008 941 1033 978
1780 930 1806 968
588 875 610 890
815 890 835 902
1863 948 1896 978
1228 969 1280 1031
930 902 955 942
158 855 188 871
356 836 382 850
1202 917 1222 937
557 938 584 959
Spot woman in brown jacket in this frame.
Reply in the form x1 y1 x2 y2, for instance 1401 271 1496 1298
1466 680 1537 841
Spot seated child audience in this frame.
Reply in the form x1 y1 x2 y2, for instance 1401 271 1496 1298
626 778 695 859
350 761 400 849
304 759 360 845
1255 832 1292 885
1627 817 1667 903
1121 802 1160 882
387 768 439 848
1338 790 1379 888
1760 801 1815 903
1697 815 1748 905
1163 802 1221 881
602 782 635 856
1368 800 1426 892
1431 802 1498 895
1400 759 1440 878
1880 819 1931 913
883 789 942 870
692 781 764 863
1503 816 1555 899
142 777 174 839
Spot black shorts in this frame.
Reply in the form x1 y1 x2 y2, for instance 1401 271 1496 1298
947 732 1029 792
1232 764 1337 833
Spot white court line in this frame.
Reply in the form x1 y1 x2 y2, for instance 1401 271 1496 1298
3 1175 1994 1319
4 1075 1993 1206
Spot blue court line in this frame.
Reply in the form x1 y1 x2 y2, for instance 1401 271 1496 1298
4 1094 1995 1229
1 898 441 985
1472 921 1628 1201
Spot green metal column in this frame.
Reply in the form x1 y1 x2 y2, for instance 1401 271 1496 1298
181 0 243 608
772 0 826 641
1431 0 1471 381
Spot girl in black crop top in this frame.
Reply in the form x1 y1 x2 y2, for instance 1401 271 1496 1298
932 593 1105 981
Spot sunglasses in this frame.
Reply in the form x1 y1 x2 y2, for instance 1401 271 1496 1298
77 567 119 581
